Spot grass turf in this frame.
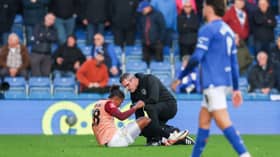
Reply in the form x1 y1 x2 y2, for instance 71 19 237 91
0 135 278 157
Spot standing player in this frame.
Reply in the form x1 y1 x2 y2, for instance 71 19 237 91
92 85 150 147
173 0 251 157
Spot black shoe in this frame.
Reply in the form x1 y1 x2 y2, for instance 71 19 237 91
146 137 162 146
174 136 195 145
146 141 162 146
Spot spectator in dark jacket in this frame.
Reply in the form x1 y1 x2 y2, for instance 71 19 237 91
0 33 30 79
49 0 79 44
248 51 277 94
270 36 280 92
81 0 110 45
177 1 199 58
91 33 121 76
30 13 57 76
0 0 20 46
270 36 280 66
52 35 85 78
252 0 276 55
22 0 49 45
110 0 139 48
138 1 165 65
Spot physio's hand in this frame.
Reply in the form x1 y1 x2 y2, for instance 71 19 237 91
232 90 243 108
134 100 145 109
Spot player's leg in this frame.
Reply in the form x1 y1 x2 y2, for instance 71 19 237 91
191 107 212 157
107 117 151 147
212 109 251 157
136 117 151 130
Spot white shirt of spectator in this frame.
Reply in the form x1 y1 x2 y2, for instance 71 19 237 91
235 7 246 26
6 47 22 69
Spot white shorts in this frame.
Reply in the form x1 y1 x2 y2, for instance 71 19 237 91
107 121 141 147
201 86 232 112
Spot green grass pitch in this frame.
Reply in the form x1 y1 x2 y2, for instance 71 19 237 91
0 135 278 157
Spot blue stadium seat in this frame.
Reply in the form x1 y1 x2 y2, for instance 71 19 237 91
150 61 171 72
153 72 172 87
28 77 51 97
80 45 92 57
53 77 78 96
109 77 120 85
239 77 248 93
12 14 24 41
125 60 148 73
4 77 27 98
125 45 142 56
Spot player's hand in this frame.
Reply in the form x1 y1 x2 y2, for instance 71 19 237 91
134 100 145 109
232 90 243 108
171 80 181 92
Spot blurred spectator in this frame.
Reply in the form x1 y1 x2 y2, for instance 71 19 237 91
110 0 139 48
171 55 200 94
223 0 250 41
252 0 276 55
248 51 277 94
30 13 57 77
195 0 203 22
52 35 85 78
138 1 165 65
270 36 280 92
76 50 110 94
80 0 110 45
91 33 121 76
270 36 280 66
49 0 79 45
177 1 199 58
22 0 49 45
235 35 253 75
150 0 177 47
0 33 30 79
176 0 197 14
0 0 20 46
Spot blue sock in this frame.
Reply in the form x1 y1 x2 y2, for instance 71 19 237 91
191 128 209 157
223 126 247 155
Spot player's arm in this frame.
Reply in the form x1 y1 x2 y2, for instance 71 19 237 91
177 27 212 81
105 101 144 120
230 43 243 107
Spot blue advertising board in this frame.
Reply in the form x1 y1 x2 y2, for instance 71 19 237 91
0 99 279 135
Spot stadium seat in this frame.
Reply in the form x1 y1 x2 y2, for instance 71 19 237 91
4 77 27 98
125 45 142 56
125 60 148 74
150 61 171 73
153 72 172 87
80 45 92 57
109 77 120 86
53 77 78 96
28 77 51 97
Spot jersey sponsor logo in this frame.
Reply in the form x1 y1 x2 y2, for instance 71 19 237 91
141 89 147 95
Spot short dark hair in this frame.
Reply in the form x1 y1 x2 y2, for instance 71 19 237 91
108 85 125 99
119 73 135 83
205 0 226 17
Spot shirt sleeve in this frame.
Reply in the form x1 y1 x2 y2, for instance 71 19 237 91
178 26 212 80
104 101 136 121
230 43 239 90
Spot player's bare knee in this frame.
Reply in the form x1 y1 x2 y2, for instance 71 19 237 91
137 117 151 129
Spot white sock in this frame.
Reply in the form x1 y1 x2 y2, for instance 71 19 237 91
240 152 251 157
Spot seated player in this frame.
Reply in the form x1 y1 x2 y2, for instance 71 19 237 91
92 85 189 147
